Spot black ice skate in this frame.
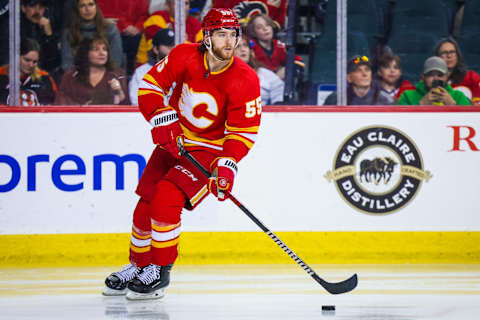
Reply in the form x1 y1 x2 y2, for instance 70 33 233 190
126 263 173 300
103 264 141 296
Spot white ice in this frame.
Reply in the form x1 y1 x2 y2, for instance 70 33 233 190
0 264 479 319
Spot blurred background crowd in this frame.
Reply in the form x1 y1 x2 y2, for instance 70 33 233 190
0 0 479 106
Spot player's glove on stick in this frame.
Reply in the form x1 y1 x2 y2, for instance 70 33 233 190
150 107 184 158
209 158 238 201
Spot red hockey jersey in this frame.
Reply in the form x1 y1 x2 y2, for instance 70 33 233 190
138 43 262 163
449 70 480 105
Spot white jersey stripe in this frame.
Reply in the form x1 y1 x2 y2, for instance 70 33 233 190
184 138 223 150
224 131 258 142
139 79 166 95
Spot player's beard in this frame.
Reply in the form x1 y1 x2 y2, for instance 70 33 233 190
212 44 234 61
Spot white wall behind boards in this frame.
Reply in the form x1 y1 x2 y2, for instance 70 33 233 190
1 111 479 234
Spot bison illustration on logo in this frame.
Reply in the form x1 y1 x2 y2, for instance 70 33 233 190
325 126 432 215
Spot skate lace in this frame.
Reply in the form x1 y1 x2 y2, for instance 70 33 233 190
113 264 139 282
137 264 161 285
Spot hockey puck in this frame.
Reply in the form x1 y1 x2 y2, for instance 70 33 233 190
322 305 335 311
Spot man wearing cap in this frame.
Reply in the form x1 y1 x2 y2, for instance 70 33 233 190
129 29 175 105
324 55 394 105
20 0 60 74
398 56 471 106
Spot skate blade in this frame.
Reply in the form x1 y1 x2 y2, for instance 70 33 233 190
102 286 127 296
126 288 165 300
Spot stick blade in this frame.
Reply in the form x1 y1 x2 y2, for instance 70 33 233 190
313 273 358 294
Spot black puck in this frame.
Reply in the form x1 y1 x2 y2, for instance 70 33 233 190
322 305 335 311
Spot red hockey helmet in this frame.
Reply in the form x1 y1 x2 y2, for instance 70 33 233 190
202 8 241 37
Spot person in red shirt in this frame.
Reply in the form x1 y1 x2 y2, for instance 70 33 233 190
103 8 261 300
433 37 480 105
135 0 203 67
246 13 304 81
96 0 149 75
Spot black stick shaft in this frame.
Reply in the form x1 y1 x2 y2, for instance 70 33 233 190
180 148 358 294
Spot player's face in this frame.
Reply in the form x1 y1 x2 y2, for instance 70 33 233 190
88 40 108 67
20 50 39 76
234 38 250 63
438 42 458 70
378 60 401 86
211 29 238 60
253 17 273 42
78 0 97 22
347 65 372 88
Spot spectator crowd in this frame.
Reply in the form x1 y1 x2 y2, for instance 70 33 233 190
0 0 478 106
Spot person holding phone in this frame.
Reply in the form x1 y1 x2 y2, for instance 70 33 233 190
398 56 471 106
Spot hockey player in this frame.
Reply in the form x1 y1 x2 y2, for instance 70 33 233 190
103 8 262 300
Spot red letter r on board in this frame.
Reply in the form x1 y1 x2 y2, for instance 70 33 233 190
448 125 479 151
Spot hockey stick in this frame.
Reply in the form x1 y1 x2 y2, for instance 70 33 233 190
178 143 358 294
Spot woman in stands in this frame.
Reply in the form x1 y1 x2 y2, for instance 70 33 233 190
434 37 480 105
0 38 57 106
234 34 284 105
60 0 124 73
375 52 413 101
246 13 304 81
55 36 129 105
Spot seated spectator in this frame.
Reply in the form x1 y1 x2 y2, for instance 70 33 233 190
136 0 203 67
398 56 471 106
0 38 57 106
55 36 129 105
234 35 284 105
20 0 61 74
246 13 304 81
324 55 394 105
61 0 124 73
129 29 175 105
376 52 414 101
96 0 149 76
433 37 480 105
213 0 287 28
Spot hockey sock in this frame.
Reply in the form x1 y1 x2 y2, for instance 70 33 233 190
129 198 152 267
149 180 185 266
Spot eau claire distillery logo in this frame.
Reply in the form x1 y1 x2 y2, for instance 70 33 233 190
325 126 432 215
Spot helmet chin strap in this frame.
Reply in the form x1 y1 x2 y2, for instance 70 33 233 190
204 30 241 62
205 37 226 62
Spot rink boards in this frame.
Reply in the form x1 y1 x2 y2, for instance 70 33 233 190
0 106 479 265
